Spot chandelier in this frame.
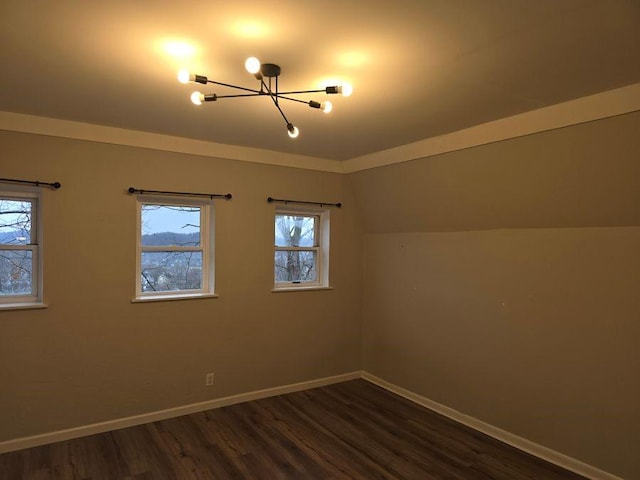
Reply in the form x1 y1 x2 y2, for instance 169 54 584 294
177 57 353 139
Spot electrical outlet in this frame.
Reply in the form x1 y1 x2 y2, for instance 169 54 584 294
205 372 214 386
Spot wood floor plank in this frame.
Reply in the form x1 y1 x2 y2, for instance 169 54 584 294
0 380 588 479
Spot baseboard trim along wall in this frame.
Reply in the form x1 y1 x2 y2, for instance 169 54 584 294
361 372 623 480
0 371 361 454
0 370 625 480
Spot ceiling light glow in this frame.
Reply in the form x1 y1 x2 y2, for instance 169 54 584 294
232 20 270 39
338 51 368 67
163 40 197 58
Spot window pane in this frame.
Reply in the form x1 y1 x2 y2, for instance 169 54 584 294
275 215 316 247
0 199 32 245
141 205 200 247
141 251 202 292
274 250 317 282
0 250 33 296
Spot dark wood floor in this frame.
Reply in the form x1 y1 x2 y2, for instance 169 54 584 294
1 379 587 480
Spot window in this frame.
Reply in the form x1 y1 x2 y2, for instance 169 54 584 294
274 208 329 289
135 197 214 300
0 190 42 307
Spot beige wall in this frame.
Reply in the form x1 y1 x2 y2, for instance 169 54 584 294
351 112 640 479
0 131 363 441
2 110 639 479
351 112 640 233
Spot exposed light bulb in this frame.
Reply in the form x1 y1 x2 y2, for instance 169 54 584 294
287 124 300 139
245 56 261 74
321 101 333 113
340 83 353 97
177 69 192 84
190 91 204 105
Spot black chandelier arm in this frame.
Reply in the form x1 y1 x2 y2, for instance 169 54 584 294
200 84 336 98
214 92 300 100
214 93 265 99
277 89 327 95
207 80 261 95
205 92 320 108
275 95 310 105
260 78 291 126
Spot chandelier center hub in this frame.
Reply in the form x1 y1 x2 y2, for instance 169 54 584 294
260 63 281 78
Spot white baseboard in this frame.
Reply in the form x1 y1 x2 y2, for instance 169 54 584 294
0 370 625 480
0 371 361 454
361 372 623 480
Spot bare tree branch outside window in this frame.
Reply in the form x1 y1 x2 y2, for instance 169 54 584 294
0 199 33 296
140 204 203 293
274 214 317 283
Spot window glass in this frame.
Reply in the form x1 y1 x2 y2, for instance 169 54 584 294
0 194 39 304
275 214 316 247
136 199 213 299
0 199 32 245
141 251 203 292
274 209 327 289
0 250 33 296
141 205 200 247
274 250 317 283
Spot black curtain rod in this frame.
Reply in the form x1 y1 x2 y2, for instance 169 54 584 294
0 177 61 189
128 187 232 200
267 197 341 208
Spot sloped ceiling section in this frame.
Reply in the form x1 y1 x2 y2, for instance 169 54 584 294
1 0 639 163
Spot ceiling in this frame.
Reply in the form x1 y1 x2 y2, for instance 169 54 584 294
1 1 639 162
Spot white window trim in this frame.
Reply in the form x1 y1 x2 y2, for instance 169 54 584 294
0 188 44 310
134 195 215 301
273 206 330 291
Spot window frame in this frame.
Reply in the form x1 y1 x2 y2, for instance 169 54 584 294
273 206 330 291
134 195 215 301
0 188 43 308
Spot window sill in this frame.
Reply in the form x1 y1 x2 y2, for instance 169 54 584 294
0 302 48 311
131 293 219 303
272 285 333 293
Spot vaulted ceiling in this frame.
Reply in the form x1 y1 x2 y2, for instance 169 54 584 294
2 1 639 162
